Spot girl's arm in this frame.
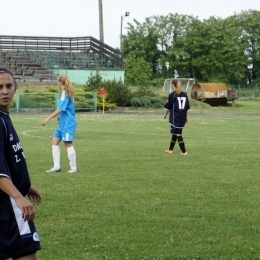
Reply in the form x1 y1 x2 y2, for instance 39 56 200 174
0 177 36 221
42 109 62 126
164 110 169 119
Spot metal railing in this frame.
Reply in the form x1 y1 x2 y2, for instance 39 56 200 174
0 35 122 68
11 92 97 112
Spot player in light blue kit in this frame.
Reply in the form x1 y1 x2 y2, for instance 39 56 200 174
42 75 77 173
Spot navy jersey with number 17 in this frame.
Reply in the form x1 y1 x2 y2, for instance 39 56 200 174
164 91 190 128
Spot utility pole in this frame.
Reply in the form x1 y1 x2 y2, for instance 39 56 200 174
120 12 130 68
98 0 104 43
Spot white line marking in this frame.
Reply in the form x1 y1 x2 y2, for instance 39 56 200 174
22 128 53 139
20 127 260 142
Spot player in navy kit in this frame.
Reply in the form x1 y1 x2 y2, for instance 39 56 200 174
164 79 190 155
0 67 42 260
42 75 77 173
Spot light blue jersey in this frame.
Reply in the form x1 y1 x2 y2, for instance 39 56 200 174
53 90 77 142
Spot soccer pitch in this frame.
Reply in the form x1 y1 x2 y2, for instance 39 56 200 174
13 111 260 259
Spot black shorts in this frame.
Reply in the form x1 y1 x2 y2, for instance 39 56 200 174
170 125 183 134
0 196 41 260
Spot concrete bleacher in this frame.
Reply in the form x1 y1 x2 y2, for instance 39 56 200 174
0 35 122 86
40 50 117 70
0 50 57 85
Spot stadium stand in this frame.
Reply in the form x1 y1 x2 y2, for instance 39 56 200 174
0 35 122 85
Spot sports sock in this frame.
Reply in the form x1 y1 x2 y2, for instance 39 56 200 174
67 146 77 171
52 145 60 169
169 135 177 150
177 136 186 153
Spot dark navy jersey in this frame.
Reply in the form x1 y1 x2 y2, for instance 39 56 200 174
0 110 31 198
164 91 190 128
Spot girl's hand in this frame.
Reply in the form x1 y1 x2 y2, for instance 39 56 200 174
15 196 35 222
27 185 42 205
42 118 49 126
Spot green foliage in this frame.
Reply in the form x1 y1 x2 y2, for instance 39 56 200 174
123 10 260 85
74 94 96 110
124 54 152 84
132 86 157 98
85 70 103 90
104 79 132 106
44 86 59 92
123 22 161 78
12 92 97 111
17 86 58 93
19 94 55 108
130 95 165 108
97 98 117 111
22 88 31 93
84 70 132 106
73 86 86 92
130 86 165 108
237 10 260 84
130 97 142 107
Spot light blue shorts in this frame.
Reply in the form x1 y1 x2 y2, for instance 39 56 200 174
53 129 75 142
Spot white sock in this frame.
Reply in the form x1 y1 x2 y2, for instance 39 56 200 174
67 146 77 171
52 145 60 169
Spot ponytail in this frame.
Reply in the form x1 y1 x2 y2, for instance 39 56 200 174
172 79 182 95
58 75 73 100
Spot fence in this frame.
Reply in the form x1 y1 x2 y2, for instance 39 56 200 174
10 92 97 112
234 84 259 99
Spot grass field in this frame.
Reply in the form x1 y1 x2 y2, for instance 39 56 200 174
11 100 260 259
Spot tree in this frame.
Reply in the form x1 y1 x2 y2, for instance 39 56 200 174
123 19 161 78
124 54 152 84
85 70 103 90
122 10 260 84
237 10 260 83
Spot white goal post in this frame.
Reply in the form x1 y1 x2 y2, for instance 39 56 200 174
162 78 195 94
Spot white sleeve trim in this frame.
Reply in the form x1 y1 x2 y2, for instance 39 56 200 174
0 173 10 178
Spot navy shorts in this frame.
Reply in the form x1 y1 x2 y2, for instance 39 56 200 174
0 196 41 260
170 125 183 135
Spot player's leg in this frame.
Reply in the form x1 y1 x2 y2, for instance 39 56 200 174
177 132 187 155
46 129 62 172
165 126 177 154
64 142 77 173
62 131 77 173
165 134 177 154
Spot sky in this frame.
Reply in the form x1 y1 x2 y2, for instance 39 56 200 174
1 0 259 49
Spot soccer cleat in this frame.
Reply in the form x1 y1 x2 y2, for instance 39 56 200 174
164 149 173 154
180 152 187 155
46 167 61 173
67 169 77 173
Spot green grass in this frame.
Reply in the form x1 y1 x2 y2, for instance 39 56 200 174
10 101 260 259
108 99 260 115
190 99 260 114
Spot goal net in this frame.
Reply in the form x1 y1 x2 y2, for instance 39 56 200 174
162 78 195 94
